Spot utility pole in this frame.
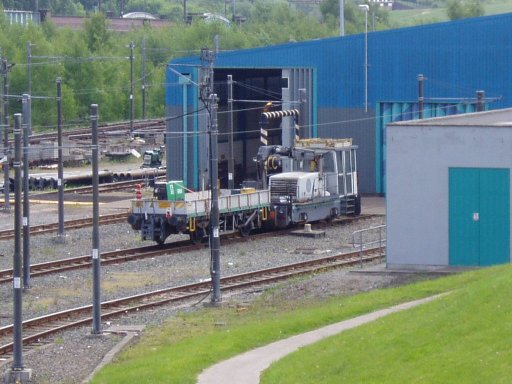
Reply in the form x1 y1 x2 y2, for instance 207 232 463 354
129 41 134 132
3 114 32 384
201 44 221 304
298 88 308 139
476 90 485 112
358 4 369 113
2 59 11 210
339 0 345 37
56 78 65 239
418 74 424 119
12 115 23 365
26 42 31 96
141 38 146 119
227 74 234 189
90 104 102 335
22 95 31 289
0 51 3 206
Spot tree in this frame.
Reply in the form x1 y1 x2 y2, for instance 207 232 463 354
50 0 85 16
84 12 111 52
447 0 484 20
1 1 34 11
0 1 343 130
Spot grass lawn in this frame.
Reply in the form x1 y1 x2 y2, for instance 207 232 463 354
89 265 511 384
389 1 512 28
261 265 512 383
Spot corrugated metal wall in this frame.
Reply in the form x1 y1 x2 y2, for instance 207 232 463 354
166 65 202 189
167 13 512 193
281 68 314 146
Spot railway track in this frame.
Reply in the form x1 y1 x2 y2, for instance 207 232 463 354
0 212 130 242
0 240 202 284
0 215 379 283
0 247 385 358
25 118 165 145
64 176 164 195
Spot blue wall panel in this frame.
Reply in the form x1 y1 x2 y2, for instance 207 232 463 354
167 13 512 192
169 13 512 111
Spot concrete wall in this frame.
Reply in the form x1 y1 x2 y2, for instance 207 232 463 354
386 110 512 268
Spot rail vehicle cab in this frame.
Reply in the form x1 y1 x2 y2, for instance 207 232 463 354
267 138 360 227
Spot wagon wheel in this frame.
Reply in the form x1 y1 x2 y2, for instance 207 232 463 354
189 227 207 244
239 223 252 237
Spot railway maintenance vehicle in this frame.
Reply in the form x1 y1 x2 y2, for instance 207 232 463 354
127 138 360 244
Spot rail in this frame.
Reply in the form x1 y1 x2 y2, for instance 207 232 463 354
0 212 130 241
0 246 384 357
352 225 386 266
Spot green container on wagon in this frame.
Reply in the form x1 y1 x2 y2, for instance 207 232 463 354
166 180 185 201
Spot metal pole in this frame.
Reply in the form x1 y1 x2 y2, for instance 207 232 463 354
339 0 345 37
476 90 485 112
379 226 383 260
358 5 369 113
181 76 189 186
22 95 31 289
3 59 10 210
26 42 31 96
210 93 221 303
202 41 221 304
227 74 234 189
12 113 24 370
0 56 3 209
298 88 307 139
91 104 102 334
129 41 134 133
3 113 32 382
0 54 3 207
56 78 65 238
364 8 368 112
418 74 424 119
141 38 146 120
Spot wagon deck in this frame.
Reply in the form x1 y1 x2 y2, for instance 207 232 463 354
130 189 271 219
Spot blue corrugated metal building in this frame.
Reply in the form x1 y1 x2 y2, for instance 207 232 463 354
166 13 512 194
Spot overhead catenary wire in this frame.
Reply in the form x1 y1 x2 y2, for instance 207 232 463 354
2 89 497 137
1 102 500 173
6 95 496 140
4 49 499 138
163 99 500 141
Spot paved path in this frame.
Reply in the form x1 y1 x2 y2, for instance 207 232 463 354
197 294 446 384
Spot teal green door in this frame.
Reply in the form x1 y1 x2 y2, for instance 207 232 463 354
449 168 510 266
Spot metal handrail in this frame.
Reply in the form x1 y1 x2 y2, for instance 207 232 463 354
352 225 386 266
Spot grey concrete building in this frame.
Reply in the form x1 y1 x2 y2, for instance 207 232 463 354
386 108 512 268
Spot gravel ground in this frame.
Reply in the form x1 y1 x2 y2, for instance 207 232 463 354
0 196 424 384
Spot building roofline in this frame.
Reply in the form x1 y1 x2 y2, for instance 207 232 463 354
171 12 512 66
389 107 512 127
